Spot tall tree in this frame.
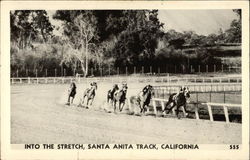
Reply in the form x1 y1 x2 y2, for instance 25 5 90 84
225 9 241 43
54 11 98 77
10 10 54 49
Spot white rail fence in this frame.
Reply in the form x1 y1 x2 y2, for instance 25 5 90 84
151 98 241 123
201 102 241 123
10 76 241 85
154 83 242 96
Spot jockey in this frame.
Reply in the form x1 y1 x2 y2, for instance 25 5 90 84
67 81 77 104
68 81 76 96
174 86 185 100
110 84 119 97
142 85 151 95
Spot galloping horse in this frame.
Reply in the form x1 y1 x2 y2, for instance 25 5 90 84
66 82 77 105
107 84 119 104
137 85 154 114
162 87 190 118
78 82 98 108
113 83 128 112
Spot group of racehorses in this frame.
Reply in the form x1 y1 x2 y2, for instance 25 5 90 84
66 81 191 118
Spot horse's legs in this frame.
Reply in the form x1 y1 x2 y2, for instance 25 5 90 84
107 95 110 104
71 97 74 104
86 98 90 109
88 97 94 108
140 103 144 113
140 104 146 114
166 102 176 114
119 102 125 112
163 100 172 113
144 104 147 113
182 104 188 117
176 104 182 119
113 101 117 113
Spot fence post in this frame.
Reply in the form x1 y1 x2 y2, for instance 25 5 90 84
125 67 128 76
35 69 38 78
26 69 28 77
207 104 214 121
117 67 119 76
91 68 93 76
127 99 132 111
221 64 224 72
223 106 230 123
150 66 152 74
28 77 31 84
61 67 63 77
209 90 211 102
206 65 208 73
195 106 199 120
223 86 226 103
190 65 193 73
108 65 111 76
55 69 57 77
160 101 165 111
100 68 103 77
45 69 47 77
17 70 19 77
152 99 157 115
64 69 66 77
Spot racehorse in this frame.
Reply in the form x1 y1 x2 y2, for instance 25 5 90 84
66 82 77 105
113 83 128 113
137 85 154 114
78 82 98 108
107 84 119 104
162 87 190 118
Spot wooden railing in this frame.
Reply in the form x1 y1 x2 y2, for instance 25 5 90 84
153 83 242 97
10 76 241 85
151 98 241 123
201 102 241 123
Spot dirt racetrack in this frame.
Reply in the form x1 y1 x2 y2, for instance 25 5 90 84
11 83 241 144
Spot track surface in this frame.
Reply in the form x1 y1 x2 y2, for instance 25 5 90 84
11 83 241 144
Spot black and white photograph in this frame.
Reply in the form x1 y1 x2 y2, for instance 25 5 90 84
1 1 249 160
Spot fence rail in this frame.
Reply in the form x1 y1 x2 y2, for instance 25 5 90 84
153 83 241 96
201 102 241 123
151 98 241 123
11 64 241 78
10 75 242 85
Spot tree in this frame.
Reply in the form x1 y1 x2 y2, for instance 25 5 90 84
56 12 98 77
10 10 54 49
110 10 164 66
225 9 241 43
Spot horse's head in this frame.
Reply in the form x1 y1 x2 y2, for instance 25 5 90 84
90 82 98 90
113 84 119 90
70 82 76 88
149 85 155 97
141 85 154 99
183 87 190 103
121 84 128 93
